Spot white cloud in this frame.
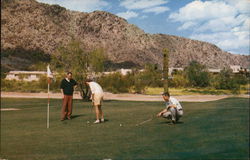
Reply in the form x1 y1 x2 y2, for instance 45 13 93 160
225 0 250 14
169 1 237 22
120 0 169 14
140 15 148 19
143 6 169 14
191 32 249 51
120 0 168 10
37 0 109 12
178 21 197 30
196 16 239 32
169 0 250 54
117 11 139 19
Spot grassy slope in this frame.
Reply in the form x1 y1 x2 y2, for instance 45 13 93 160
0 98 249 160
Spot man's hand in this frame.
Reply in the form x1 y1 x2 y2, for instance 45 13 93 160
74 85 77 92
157 109 167 117
61 89 64 99
157 112 162 117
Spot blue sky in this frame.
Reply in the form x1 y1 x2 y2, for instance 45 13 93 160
37 0 250 55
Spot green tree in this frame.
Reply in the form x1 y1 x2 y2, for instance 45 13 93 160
185 61 210 87
133 71 148 94
97 72 131 93
51 40 105 99
169 73 189 88
136 64 162 88
89 48 106 72
214 69 240 94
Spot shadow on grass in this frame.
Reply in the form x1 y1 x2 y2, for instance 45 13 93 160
71 114 85 119
158 121 184 125
103 119 109 122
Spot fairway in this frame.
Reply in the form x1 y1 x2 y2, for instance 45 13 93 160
0 98 249 160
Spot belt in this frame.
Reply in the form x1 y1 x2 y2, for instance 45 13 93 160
178 109 183 111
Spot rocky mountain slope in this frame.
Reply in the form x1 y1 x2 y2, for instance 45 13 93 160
1 0 249 72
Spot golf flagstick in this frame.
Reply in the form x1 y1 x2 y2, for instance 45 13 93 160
47 65 53 129
47 82 50 128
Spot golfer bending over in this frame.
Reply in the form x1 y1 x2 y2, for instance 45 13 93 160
86 79 105 124
157 92 183 124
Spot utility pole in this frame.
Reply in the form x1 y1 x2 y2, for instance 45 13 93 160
163 48 169 92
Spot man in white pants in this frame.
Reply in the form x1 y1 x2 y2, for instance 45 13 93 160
157 92 183 124
86 79 105 124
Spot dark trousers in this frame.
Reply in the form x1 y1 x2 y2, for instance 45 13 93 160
61 95 73 120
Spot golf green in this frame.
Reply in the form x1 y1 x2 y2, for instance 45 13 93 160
0 97 249 160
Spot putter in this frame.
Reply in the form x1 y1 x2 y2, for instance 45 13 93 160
86 105 94 126
136 115 156 126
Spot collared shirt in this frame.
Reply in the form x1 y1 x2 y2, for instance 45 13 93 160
89 82 103 95
65 78 70 82
60 78 77 95
166 97 182 110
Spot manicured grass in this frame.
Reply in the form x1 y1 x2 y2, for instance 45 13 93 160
145 87 249 95
0 98 249 160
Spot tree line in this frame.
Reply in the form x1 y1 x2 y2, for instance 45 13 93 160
1 40 249 96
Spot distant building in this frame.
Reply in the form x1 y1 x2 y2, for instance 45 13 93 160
208 69 221 73
5 71 47 81
119 68 132 75
169 67 184 75
230 65 243 73
6 66 249 82
103 71 116 75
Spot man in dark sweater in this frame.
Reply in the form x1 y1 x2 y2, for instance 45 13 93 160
60 72 77 121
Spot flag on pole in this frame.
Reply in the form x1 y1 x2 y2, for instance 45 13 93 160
46 65 53 129
47 65 53 83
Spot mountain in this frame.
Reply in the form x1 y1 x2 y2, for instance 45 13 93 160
1 0 249 72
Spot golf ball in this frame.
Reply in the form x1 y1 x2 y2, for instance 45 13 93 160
87 121 90 124
120 124 122 126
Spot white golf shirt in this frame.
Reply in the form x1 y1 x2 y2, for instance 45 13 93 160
166 97 182 111
88 82 104 95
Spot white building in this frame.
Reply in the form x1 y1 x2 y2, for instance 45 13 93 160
102 68 133 76
230 65 242 73
5 71 47 81
169 67 184 75
119 68 132 75
208 69 221 73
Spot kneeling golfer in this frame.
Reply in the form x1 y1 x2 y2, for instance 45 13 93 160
86 79 105 124
157 92 183 124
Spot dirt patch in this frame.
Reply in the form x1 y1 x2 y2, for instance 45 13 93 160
1 108 21 111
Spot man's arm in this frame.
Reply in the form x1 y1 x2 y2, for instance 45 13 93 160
73 80 77 91
61 89 64 99
60 80 64 99
157 109 167 117
74 85 77 91
166 104 176 111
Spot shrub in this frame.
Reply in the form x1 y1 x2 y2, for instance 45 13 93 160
97 72 132 93
233 74 249 85
213 69 240 94
1 74 64 93
133 72 148 93
185 61 210 87
169 74 189 88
